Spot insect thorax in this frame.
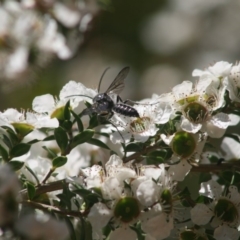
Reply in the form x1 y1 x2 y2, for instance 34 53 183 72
92 93 115 114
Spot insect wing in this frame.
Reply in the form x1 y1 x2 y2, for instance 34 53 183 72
105 67 130 95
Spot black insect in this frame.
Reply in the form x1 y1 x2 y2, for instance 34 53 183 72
79 67 140 120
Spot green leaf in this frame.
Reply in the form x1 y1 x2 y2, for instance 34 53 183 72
10 143 31 157
2 126 19 145
80 220 92 240
52 156 67 168
54 127 68 152
71 110 83 132
125 142 143 152
71 129 94 148
27 182 36 200
57 184 76 210
0 144 9 161
42 146 57 158
87 138 110 150
2 134 13 149
9 160 24 171
146 150 166 164
94 131 110 138
64 100 71 120
208 154 219 163
74 189 100 209
88 115 99 129
43 135 55 141
61 120 72 131
65 217 77 240
27 139 39 144
219 170 240 186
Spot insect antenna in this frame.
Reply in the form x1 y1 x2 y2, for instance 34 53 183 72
66 94 93 99
97 67 110 93
124 99 160 106
109 119 126 144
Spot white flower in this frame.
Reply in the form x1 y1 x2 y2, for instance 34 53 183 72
82 155 136 201
59 80 97 105
227 62 240 102
87 202 113 240
37 18 72 60
161 131 206 181
192 61 232 88
21 157 52 184
85 156 141 239
191 180 240 238
133 164 178 240
110 101 172 143
57 141 107 178
53 3 81 28
0 108 58 137
164 80 229 137
214 224 240 240
33 80 97 120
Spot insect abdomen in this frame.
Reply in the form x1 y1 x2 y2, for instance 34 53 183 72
113 104 139 117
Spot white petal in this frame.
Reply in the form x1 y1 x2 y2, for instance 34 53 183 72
206 113 230 138
114 168 137 184
228 114 240 126
154 102 172 124
199 179 222 199
208 61 232 78
101 177 123 200
136 179 160 206
143 166 166 182
106 154 123 168
59 80 97 101
88 203 112 232
192 69 205 77
228 186 240 205
172 81 193 99
160 133 174 145
214 225 240 240
109 227 137 240
32 94 55 113
190 203 213 225
134 134 150 142
131 176 148 196
195 77 212 92
30 114 59 128
142 213 173 239
53 3 80 28
181 117 202 133
110 130 131 144
168 160 192 181
211 113 230 129
2 108 23 122
6 46 28 79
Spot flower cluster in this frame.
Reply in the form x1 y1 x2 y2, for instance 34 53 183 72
0 61 240 240
0 0 98 81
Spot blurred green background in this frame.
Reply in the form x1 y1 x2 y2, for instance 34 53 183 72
1 0 240 111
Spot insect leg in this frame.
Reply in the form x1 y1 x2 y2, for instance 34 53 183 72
123 99 159 106
116 95 123 103
109 119 126 144
79 107 95 117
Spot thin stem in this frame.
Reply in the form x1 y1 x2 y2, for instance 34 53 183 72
40 168 55 185
123 145 161 163
20 200 85 217
20 180 68 199
191 161 240 173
